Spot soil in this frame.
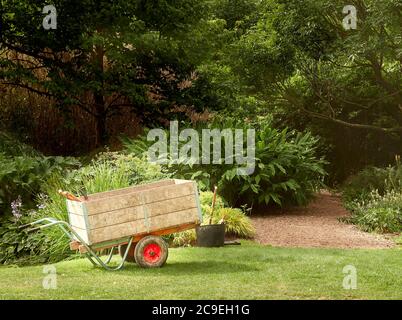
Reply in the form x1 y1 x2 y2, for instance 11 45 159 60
251 192 395 249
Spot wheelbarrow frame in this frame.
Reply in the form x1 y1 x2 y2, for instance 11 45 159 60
21 217 135 271
22 217 199 270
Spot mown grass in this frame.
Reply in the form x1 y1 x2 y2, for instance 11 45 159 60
0 242 400 300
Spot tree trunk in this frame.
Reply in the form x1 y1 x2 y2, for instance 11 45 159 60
94 93 107 147
93 42 107 147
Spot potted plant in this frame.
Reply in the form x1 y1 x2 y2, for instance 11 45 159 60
196 186 225 247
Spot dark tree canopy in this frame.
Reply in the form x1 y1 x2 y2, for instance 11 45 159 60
0 0 219 145
1 0 401 179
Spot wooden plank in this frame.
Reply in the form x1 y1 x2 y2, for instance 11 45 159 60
68 212 87 230
88 205 144 230
174 179 192 184
192 181 203 221
88 207 200 244
77 222 199 253
86 194 197 230
82 179 175 201
89 208 199 244
66 200 86 216
84 181 196 215
71 226 89 244
151 222 199 237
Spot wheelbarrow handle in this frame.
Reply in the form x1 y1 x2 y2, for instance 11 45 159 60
18 223 32 230
25 216 133 271
58 189 82 202
25 226 42 233
18 218 57 232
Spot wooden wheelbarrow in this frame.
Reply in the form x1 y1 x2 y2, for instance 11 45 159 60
22 179 202 270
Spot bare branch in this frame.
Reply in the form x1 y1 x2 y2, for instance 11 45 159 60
302 107 402 133
1 81 53 98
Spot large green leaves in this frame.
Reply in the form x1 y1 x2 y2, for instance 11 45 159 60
0 151 80 215
123 119 327 207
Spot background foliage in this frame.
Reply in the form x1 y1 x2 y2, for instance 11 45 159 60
0 133 80 215
0 0 401 265
123 118 327 208
342 157 402 233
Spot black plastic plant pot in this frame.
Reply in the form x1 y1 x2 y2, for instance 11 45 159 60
196 224 225 247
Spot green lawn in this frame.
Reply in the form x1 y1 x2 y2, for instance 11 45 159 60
0 242 400 300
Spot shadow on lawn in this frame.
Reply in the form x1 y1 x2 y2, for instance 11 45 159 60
118 260 260 275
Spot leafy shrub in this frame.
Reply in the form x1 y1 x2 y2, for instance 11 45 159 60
199 190 225 212
342 157 402 203
0 153 80 215
0 135 79 264
0 131 40 157
0 214 57 265
342 157 402 235
219 127 327 207
123 119 327 207
172 229 197 247
346 190 402 233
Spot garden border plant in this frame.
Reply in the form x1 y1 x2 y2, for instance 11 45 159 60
122 118 327 209
341 156 402 235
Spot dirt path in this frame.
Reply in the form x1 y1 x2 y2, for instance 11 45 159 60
252 192 395 249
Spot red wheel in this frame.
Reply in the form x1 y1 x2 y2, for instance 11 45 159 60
143 243 162 263
134 236 168 268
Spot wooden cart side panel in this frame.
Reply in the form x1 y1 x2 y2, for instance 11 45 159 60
76 222 199 253
174 179 192 184
86 194 197 230
88 207 200 244
192 181 203 221
66 200 90 243
82 179 175 201
66 199 85 216
84 181 196 215
68 212 87 229
71 226 90 244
